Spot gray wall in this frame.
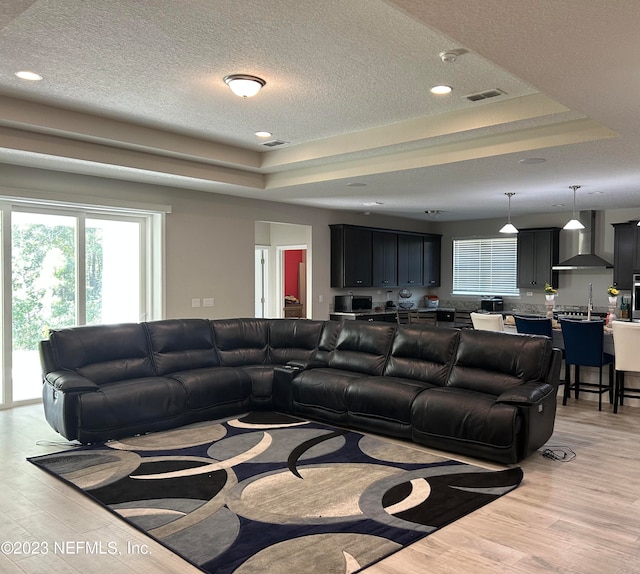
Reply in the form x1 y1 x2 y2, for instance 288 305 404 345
1 164 635 320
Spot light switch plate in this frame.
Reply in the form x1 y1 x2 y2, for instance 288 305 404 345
203 297 214 307
191 298 201 307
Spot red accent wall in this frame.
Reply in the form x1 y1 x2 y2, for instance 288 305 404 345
284 249 303 299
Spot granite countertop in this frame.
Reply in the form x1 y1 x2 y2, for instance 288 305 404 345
330 307 455 316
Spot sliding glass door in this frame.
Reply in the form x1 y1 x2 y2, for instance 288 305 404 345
2 204 157 407
11 212 77 402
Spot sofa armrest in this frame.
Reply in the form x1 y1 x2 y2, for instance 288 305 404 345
496 382 555 406
273 365 304 413
287 359 325 370
44 371 99 393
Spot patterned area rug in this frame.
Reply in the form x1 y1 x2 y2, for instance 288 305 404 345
29 412 522 573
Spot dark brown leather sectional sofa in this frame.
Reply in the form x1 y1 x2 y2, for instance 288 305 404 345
39 318 561 464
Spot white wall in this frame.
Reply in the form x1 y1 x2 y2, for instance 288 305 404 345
2 164 635 320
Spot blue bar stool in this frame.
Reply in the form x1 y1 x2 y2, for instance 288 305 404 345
560 318 614 411
514 316 553 338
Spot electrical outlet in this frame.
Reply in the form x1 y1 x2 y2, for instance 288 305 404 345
191 298 201 308
526 292 533 297
318 295 323 303
203 297 214 307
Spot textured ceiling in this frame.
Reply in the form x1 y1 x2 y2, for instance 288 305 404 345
1 0 639 222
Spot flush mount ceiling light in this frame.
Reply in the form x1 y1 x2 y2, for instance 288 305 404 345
254 131 272 138
430 85 452 95
499 192 518 234
15 70 42 81
223 74 265 98
563 185 585 230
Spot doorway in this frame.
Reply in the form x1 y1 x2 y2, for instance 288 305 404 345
254 222 311 318
279 246 306 318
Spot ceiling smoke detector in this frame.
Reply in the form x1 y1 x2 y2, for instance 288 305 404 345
438 49 467 63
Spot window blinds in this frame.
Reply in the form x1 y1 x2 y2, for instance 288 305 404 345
452 236 519 296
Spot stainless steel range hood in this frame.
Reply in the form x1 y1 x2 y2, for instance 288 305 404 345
552 210 613 270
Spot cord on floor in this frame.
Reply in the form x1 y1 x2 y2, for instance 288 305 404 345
541 445 576 462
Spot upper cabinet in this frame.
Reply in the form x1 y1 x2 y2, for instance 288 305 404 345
423 235 442 286
372 231 398 287
331 225 372 287
330 224 441 289
517 227 560 288
397 233 423 286
612 222 640 290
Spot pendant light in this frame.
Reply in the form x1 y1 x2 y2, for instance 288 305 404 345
499 192 518 234
563 185 585 230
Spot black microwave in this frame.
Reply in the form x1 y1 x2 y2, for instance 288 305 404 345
335 295 372 312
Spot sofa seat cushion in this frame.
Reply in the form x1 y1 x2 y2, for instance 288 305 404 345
169 367 251 410
291 368 366 417
411 387 519 450
76 377 186 437
346 376 435 425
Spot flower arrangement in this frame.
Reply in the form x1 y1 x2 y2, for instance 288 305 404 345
544 283 558 295
607 286 619 297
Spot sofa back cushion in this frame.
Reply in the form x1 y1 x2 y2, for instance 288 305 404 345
211 318 269 366
313 320 343 364
329 321 395 376
384 325 459 386
145 319 219 375
447 329 552 395
269 319 324 364
49 323 154 384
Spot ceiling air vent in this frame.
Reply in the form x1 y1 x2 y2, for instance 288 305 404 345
262 140 288 148
465 88 506 102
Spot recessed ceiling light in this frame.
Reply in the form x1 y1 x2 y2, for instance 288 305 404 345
361 201 383 206
15 70 42 81
551 203 565 208
518 157 546 165
430 85 452 95
255 131 272 138
588 190 604 195
346 182 367 187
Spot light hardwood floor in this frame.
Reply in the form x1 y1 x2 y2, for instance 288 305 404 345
1 400 639 574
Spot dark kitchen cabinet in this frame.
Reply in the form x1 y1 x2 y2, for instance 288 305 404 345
397 233 423 286
330 225 372 288
423 235 442 286
330 224 442 288
517 227 560 288
372 231 398 287
612 222 640 290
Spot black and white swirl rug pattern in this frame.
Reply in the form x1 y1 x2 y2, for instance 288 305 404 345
29 412 523 574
